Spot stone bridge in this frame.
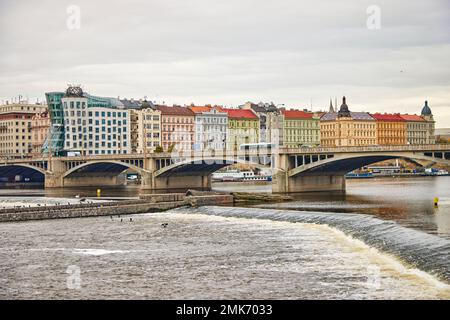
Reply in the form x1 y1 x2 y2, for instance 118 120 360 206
0 145 449 193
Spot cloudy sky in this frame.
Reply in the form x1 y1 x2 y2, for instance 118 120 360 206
0 0 449 127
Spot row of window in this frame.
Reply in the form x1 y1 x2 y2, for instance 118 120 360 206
162 117 194 124
64 110 128 119
196 118 227 124
0 135 32 140
66 133 128 141
66 126 127 134
66 118 127 126
66 141 128 148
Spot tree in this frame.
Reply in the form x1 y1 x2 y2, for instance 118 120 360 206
167 143 176 153
154 145 164 153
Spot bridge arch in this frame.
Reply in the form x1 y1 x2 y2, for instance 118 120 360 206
288 152 449 177
154 156 271 177
0 164 46 182
63 160 148 178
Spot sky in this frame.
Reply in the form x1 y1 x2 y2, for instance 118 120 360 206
0 0 449 127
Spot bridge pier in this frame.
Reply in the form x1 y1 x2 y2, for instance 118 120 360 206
272 153 346 193
150 175 212 191
272 172 346 193
44 158 65 188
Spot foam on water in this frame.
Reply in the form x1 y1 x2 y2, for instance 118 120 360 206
170 206 450 284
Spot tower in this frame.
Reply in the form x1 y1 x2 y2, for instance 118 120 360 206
421 100 433 121
337 96 351 118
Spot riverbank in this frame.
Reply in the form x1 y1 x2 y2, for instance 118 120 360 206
0 193 234 222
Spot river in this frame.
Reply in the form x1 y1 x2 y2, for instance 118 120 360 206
0 177 449 299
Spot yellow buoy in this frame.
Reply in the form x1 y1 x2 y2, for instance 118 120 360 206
97 189 101 197
434 197 439 207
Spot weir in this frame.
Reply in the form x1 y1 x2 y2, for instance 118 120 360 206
177 206 450 284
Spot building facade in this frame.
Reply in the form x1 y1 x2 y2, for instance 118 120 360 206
281 109 320 148
30 111 50 157
189 105 228 151
131 106 161 154
371 113 407 145
320 97 376 147
46 86 132 156
400 114 429 145
157 105 195 151
0 102 48 158
222 108 259 150
419 100 435 144
241 102 282 145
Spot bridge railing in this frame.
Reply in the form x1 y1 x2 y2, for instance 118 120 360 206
1 144 448 164
279 144 450 154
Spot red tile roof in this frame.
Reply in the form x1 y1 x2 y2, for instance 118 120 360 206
370 113 405 121
399 114 425 122
282 109 314 119
221 108 258 119
188 106 212 113
156 105 195 116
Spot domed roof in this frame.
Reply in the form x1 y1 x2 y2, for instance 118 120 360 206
338 96 351 118
421 100 432 116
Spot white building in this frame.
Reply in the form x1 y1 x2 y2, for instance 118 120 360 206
62 92 131 155
189 106 228 151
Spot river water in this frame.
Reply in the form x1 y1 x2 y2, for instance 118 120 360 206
0 177 449 299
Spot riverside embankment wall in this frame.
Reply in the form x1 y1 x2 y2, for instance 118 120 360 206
0 194 234 222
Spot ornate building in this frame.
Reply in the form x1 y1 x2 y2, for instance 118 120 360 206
371 113 407 145
420 100 435 144
189 105 228 151
222 108 259 151
130 104 161 154
31 111 50 157
281 109 320 148
0 102 48 158
157 105 195 151
399 114 429 145
320 97 376 147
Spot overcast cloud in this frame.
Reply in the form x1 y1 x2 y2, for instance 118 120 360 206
0 0 449 127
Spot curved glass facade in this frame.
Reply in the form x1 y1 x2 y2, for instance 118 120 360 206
43 92 65 155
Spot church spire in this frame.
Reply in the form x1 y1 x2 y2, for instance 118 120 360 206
329 98 335 112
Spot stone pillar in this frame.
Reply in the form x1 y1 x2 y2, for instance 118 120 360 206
140 171 154 189
140 156 156 189
274 174 346 193
44 158 65 188
152 175 211 192
271 153 289 193
202 175 212 189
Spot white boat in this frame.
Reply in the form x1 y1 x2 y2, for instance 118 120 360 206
212 170 244 181
212 170 272 182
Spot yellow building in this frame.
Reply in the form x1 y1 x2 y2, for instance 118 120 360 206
281 109 320 147
320 97 376 147
371 113 407 145
0 102 48 158
130 106 161 154
222 108 259 150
